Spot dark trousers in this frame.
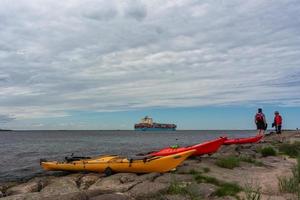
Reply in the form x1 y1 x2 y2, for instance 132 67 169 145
275 125 282 134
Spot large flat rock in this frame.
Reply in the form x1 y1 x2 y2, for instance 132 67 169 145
175 159 202 174
199 153 296 195
90 193 130 200
163 194 190 200
6 181 40 196
154 173 194 184
42 191 88 200
210 197 236 200
40 176 80 196
0 191 89 200
88 173 139 193
127 180 169 199
5 176 54 196
186 183 217 198
79 173 103 190
136 172 161 182
0 192 42 200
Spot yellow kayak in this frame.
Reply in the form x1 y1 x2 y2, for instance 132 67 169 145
40 150 195 175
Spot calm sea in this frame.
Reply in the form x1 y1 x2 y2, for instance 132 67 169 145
0 130 256 182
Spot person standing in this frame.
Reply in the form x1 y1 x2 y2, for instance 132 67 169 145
255 108 267 135
273 111 282 134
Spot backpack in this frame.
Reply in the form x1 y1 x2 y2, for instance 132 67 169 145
255 113 264 122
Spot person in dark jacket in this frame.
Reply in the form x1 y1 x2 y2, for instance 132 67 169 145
255 108 267 135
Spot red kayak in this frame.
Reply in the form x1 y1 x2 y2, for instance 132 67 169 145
148 137 227 157
223 135 263 145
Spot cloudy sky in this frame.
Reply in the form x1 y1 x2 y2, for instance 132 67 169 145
0 0 300 130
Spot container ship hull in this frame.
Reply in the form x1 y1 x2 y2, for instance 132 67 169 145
134 127 176 131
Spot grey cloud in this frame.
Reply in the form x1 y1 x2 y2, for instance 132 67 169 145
0 0 300 125
0 73 9 82
124 1 147 21
0 114 15 123
81 2 118 21
83 9 117 21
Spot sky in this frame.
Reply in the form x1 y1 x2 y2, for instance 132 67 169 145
0 0 300 130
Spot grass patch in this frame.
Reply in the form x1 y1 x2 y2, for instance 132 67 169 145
194 173 220 185
216 155 264 169
278 175 298 193
239 156 264 167
192 172 242 197
278 157 300 198
243 182 262 200
215 182 242 197
295 157 300 183
167 180 189 195
260 146 277 157
167 175 202 200
216 156 240 169
189 169 199 175
202 167 210 173
279 142 300 158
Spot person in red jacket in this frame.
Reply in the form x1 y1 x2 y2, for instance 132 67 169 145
273 111 282 134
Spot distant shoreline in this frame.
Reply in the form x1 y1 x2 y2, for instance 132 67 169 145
0 129 297 131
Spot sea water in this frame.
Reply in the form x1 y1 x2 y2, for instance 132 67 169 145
0 130 256 182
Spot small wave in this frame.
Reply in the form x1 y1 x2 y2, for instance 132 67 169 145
15 151 41 157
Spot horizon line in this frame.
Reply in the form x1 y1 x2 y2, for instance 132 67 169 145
1 129 297 131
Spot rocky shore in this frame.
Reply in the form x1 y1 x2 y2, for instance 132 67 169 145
1 131 300 200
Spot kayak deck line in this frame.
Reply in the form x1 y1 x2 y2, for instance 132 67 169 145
148 137 227 157
223 135 263 145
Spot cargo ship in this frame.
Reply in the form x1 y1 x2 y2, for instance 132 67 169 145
134 116 176 131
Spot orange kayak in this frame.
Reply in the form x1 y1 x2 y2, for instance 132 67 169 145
148 137 227 157
223 135 263 145
40 150 195 174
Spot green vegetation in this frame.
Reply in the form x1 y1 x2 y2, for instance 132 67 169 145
216 156 240 169
278 157 300 198
202 167 210 173
188 167 210 175
192 171 242 197
279 142 300 158
278 174 298 193
167 180 189 195
166 175 201 200
216 155 263 169
215 183 242 197
259 146 277 157
189 169 199 175
194 173 220 185
243 182 262 200
215 182 242 197
295 157 300 183
239 156 263 166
